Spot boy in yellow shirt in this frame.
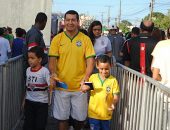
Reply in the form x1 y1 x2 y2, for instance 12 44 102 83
82 54 120 130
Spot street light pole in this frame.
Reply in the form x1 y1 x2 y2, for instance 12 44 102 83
118 0 121 26
150 0 154 20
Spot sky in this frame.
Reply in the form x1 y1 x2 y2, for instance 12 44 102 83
52 0 170 26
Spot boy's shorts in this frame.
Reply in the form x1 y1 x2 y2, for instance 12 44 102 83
89 118 111 130
53 90 88 121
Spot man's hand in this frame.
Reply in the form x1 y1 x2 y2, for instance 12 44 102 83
50 73 60 87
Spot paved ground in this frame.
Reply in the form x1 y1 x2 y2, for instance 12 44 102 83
15 110 90 130
15 116 58 130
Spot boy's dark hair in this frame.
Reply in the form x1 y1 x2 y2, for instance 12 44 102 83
28 46 44 59
64 10 79 21
96 54 111 65
35 12 47 23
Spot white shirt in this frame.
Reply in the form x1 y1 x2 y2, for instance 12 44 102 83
26 67 50 103
94 35 112 56
151 39 170 88
0 37 11 64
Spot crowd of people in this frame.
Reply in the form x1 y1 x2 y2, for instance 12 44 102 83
0 26 26 64
1 9 170 130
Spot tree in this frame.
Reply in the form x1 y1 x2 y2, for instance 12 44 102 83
118 20 132 33
121 20 132 26
144 12 170 30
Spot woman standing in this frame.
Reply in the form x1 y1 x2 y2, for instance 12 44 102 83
88 21 112 57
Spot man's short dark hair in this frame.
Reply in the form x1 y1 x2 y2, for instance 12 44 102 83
15 28 24 37
64 10 79 21
132 27 140 35
0 28 4 36
35 12 47 23
140 21 154 33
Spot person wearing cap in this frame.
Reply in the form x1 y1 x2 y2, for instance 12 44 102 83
123 20 158 76
107 25 124 63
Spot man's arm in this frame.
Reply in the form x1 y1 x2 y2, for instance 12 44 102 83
48 57 58 86
80 57 95 92
48 57 57 75
152 67 162 81
84 57 95 81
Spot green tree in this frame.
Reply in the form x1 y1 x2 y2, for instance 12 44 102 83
119 20 132 33
144 12 170 30
121 20 132 26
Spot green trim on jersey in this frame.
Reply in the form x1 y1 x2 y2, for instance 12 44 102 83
64 31 79 42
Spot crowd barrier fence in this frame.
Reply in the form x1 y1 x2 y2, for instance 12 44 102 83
111 63 170 130
0 55 24 130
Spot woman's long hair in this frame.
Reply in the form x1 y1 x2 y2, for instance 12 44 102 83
88 20 102 45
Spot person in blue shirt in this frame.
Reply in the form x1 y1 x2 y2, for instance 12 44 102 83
11 28 25 57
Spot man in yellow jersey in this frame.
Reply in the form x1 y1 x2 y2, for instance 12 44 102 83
48 10 95 130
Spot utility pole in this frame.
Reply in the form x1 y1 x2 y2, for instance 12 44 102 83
115 17 118 27
150 0 154 20
99 12 104 25
106 6 111 28
118 0 121 26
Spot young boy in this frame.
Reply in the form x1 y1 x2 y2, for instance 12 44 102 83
23 46 50 130
82 54 120 130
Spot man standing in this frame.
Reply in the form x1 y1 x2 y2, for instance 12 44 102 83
151 39 170 87
0 28 11 64
121 27 140 65
151 37 170 130
48 10 95 130
108 26 124 63
123 20 158 76
25 12 48 65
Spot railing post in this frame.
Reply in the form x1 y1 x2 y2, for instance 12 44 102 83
2 63 7 130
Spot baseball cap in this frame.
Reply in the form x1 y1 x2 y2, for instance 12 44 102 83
108 25 118 30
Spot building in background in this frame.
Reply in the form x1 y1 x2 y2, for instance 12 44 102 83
0 0 52 46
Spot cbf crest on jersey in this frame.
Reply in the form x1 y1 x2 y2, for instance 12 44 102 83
106 86 111 93
76 40 82 47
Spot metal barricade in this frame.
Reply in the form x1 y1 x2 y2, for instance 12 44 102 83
0 56 25 130
111 63 170 130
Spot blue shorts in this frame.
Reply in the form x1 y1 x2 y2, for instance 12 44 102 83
89 118 111 130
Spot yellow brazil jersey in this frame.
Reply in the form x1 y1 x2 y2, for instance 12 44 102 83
49 31 95 91
88 73 120 120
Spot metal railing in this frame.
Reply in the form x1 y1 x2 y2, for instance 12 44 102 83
111 63 170 130
0 55 25 130
1 56 170 130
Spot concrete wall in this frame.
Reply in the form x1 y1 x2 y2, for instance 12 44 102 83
0 0 52 45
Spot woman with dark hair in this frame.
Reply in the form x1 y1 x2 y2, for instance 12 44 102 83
88 20 112 57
